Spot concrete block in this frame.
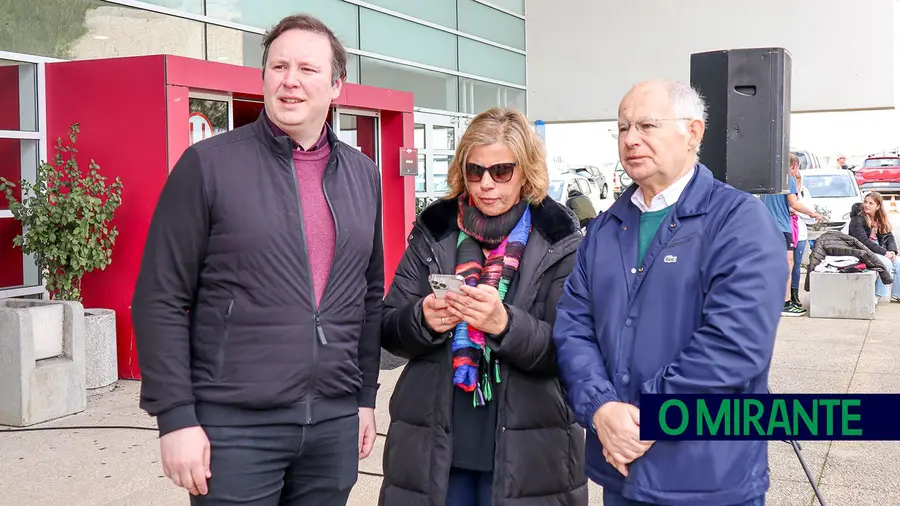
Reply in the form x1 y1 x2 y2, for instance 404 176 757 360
84 308 117 394
809 271 877 320
0 298 86 426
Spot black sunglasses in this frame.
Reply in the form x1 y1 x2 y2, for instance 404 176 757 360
465 162 517 183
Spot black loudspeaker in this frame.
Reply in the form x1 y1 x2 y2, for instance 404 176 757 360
690 47 792 194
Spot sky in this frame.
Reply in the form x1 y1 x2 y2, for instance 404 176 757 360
544 0 900 170
544 108 900 170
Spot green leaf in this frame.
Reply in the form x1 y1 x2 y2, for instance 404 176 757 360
0 122 124 302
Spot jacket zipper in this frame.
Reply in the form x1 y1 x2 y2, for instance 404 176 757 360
216 299 235 379
286 147 333 424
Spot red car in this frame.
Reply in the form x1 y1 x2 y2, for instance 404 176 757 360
855 156 900 194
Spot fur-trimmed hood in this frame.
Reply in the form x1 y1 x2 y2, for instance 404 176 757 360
416 196 582 247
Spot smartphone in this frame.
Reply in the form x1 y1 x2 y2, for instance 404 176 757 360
428 274 465 298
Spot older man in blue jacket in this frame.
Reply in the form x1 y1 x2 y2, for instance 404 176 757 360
552 80 788 506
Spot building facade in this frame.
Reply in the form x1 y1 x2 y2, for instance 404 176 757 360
526 0 897 123
0 0 528 297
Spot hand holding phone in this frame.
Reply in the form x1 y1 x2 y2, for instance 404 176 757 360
423 274 464 333
428 274 465 299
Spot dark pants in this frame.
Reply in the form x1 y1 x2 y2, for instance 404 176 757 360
445 468 493 506
190 413 359 506
603 489 765 506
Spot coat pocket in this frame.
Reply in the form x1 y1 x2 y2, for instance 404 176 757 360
214 299 235 381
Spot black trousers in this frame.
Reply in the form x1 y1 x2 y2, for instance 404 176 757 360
190 413 359 506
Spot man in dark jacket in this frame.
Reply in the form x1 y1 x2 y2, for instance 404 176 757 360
552 80 787 506
566 187 598 228
132 14 383 505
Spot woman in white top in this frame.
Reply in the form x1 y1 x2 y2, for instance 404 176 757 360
790 167 817 307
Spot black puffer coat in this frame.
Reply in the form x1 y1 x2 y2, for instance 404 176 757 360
379 197 589 506
847 202 898 256
805 229 894 291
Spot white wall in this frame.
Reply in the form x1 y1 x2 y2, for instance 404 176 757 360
526 0 897 123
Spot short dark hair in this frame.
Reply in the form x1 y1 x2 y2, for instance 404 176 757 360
261 14 348 85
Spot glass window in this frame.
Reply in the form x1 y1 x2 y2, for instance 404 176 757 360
359 8 457 70
138 0 203 15
432 154 453 193
459 78 526 115
360 57 458 112
347 54 359 84
0 61 38 132
189 97 230 144
49 1 204 60
458 0 525 50
547 179 565 201
803 175 859 198
431 126 455 150
479 0 524 15
0 138 41 288
363 0 457 28
458 38 525 85
863 157 900 167
414 124 426 149
415 154 426 191
206 24 264 68
205 0 360 49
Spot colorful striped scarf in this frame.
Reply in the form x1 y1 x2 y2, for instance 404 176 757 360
452 194 531 407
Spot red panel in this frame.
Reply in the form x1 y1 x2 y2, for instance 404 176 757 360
36 54 416 379
166 85 190 172
401 112 417 239
0 66 20 130
0 138 23 287
164 55 414 113
46 56 169 379
165 56 263 96
356 116 376 161
335 83 414 113
379 110 416 290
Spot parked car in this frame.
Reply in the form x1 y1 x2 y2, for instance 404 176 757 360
854 156 900 194
547 172 605 216
800 168 864 232
792 149 824 171
613 162 632 199
568 164 609 199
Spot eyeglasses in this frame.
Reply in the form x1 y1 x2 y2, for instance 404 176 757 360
609 118 693 139
465 162 517 183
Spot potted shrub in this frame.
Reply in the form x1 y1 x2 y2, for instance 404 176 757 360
0 123 124 394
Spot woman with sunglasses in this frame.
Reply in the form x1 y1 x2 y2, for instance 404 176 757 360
378 107 588 506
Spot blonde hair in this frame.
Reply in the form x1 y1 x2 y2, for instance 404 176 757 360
445 107 549 203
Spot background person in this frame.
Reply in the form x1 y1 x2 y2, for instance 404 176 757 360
848 191 899 303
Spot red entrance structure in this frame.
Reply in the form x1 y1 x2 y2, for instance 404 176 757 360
43 55 417 379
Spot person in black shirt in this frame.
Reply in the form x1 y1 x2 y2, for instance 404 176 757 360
378 107 587 506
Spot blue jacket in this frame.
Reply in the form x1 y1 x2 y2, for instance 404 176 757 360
552 165 788 505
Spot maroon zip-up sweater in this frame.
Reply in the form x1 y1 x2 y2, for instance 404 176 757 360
268 117 334 308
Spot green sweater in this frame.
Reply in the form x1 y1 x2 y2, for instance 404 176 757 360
638 206 673 265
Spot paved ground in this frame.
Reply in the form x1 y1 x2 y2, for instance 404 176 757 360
2 299 899 506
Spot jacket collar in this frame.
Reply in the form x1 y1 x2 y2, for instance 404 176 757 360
417 196 581 247
253 109 341 158
610 163 716 223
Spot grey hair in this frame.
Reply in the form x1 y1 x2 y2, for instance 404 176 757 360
662 81 707 160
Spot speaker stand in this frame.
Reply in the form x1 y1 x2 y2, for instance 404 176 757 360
768 388 827 505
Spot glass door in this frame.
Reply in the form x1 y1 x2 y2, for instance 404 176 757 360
332 107 380 169
188 91 232 145
413 111 468 199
